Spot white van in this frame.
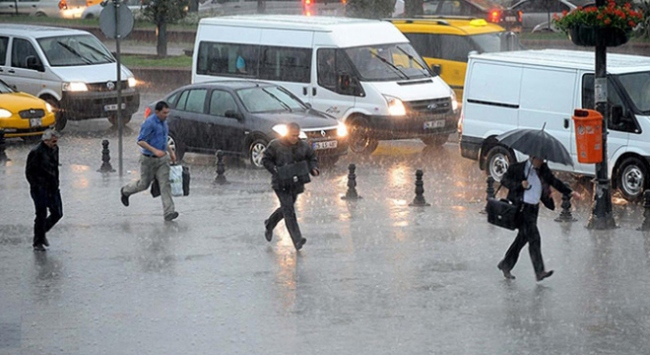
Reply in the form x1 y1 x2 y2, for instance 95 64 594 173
192 15 459 154
459 49 650 201
0 24 140 130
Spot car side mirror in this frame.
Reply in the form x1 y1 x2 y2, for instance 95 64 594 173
430 64 441 76
224 109 243 120
26 56 44 72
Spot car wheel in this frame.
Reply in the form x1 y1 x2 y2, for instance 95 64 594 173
248 138 268 169
616 157 648 202
348 116 378 155
108 113 132 127
168 133 185 161
486 145 515 182
420 135 448 146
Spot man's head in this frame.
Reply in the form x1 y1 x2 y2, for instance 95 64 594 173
284 122 301 145
42 129 59 148
531 156 544 169
155 101 170 121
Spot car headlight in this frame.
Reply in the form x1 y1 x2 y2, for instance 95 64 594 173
62 82 88 92
0 108 12 118
450 89 459 112
384 95 406 116
337 121 348 137
128 77 137 88
272 124 307 139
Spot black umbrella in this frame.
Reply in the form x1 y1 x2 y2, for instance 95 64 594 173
496 126 573 167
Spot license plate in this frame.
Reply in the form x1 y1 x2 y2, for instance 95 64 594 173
104 103 126 111
29 118 42 127
312 140 338 150
505 16 517 22
423 120 445 129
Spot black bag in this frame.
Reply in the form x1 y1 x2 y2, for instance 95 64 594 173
277 160 311 187
486 198 521 230
150 166 190 197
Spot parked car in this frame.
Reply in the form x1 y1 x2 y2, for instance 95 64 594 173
146 80 349 168
0 0 87 18
390 17 523 100
505 0 593 32
0 79 56 140
81 0 143 19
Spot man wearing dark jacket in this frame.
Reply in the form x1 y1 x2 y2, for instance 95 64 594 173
25 129 63 251
262 122 319 251
497 156 580 281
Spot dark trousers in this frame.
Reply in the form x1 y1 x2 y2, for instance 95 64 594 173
501 203 545 274
30 187 63 247
267 189 303 245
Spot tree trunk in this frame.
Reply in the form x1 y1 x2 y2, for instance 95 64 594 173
405 0 423 17
156 21 168 58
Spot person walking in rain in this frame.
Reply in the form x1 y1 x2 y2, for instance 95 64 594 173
120 101 179 221
26 129 63 251
262 122 319 251
497 156 580 281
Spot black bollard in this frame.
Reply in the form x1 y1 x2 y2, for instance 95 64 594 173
637 190 650 231
214 150 229 185
341 163 362 200
555 188 577 222
97 139 115 173
0 129 8 163
409 169 431 207
486 176 496 200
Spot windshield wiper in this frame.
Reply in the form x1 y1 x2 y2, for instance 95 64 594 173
395 46 428 72
56 41 92 64
262 89 293 112
369 51 409 80
79 42 115 63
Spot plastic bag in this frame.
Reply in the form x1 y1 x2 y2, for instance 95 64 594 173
170 164 183 197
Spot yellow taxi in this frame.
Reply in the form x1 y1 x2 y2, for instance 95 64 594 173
0 79 56 140
389 17 523 100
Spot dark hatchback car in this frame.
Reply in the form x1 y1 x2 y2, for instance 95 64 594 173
145 80 349 168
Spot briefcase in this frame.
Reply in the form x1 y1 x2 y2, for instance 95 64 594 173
486 198 521 230
277 160 311 187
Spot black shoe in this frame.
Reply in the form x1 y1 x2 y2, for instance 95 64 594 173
120 188 129 207
164 211 179 221
536 270 554 282
42 236 49 247
295 238 307 251
264 219 273 242
497 260 515 280
33 244 46 252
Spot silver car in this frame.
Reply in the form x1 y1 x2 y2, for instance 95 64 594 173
506 0 593 32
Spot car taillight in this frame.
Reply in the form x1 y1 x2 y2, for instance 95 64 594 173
144 107 151 119
58 0 67 10
488 9 501 23
518 10 523 23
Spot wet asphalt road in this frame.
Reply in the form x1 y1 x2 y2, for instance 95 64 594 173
2 91 650 355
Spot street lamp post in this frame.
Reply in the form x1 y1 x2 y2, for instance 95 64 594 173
587 0 617 229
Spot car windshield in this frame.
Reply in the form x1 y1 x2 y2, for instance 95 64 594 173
236 86 307 113
616 71 650 114
471 32 524 53
0 80 14 94
344 43 431 81
38 35 116 67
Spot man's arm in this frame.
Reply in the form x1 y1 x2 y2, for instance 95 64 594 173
261 143 277 175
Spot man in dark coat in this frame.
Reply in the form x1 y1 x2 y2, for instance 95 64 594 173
262 122 319 251
497 156 580 281
25 129 63 251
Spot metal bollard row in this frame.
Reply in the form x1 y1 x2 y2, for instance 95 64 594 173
97 140 115 173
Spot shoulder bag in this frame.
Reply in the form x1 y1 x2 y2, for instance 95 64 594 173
276 160 310 187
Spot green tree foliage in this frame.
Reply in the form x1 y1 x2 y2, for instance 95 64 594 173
346 0 395 19
404 0 423 17
142 0 189 57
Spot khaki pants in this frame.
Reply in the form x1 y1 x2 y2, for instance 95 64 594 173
122 154 175 217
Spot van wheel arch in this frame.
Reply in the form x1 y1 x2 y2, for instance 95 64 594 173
613 154 649 202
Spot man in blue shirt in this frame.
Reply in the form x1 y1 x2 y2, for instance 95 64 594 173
120 101 179 221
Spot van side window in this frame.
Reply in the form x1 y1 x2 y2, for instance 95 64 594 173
209 90 238 116
11 38 39 69
259 46 311 83
582 74 632 131
196 41 258 77
0 37 8 66
176 89 207 113
317 48 337 90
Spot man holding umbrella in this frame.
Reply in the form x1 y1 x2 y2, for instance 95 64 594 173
495 127 581 281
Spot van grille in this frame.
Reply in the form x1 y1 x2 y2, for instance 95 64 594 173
405 97 451 115
19 109 45 119
86 81 130 92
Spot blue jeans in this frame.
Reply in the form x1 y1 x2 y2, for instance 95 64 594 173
30 187 63 247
